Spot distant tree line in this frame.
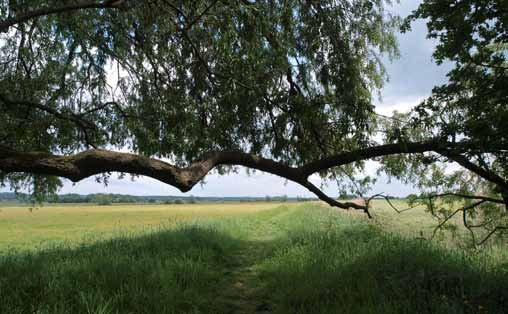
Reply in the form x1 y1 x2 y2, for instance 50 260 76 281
264 195 313 202
49 193 202 205
0 192 322 205
0 192 411 205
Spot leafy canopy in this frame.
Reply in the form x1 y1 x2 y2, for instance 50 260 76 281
375 0 508 245
1 0 508 245
0 0 398 157
388 0 508 192
0 0 399 196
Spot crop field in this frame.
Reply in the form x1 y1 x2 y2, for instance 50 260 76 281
1 201 507 313
0 202 289 252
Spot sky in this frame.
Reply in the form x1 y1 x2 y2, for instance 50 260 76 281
2 0 452 198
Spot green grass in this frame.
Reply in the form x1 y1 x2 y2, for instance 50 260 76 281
259 206 508 314
0 202 507 313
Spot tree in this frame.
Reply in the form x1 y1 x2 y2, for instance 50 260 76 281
0 1 507 243
384 0 508 245
94 194 112 206
0 0 398 214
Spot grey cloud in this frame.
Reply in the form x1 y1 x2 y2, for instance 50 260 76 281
376 0 452 112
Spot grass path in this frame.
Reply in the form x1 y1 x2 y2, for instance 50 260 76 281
219 242 270 314
216 206 298 314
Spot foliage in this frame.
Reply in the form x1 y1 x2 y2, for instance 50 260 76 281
93 194 113 206
375 0 508 244
401 0 508 166
0 0 399 196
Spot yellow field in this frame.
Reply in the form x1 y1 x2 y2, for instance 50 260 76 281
0 199 480 253
0 202 292 252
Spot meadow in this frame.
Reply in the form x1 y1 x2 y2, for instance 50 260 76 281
0 201 507 313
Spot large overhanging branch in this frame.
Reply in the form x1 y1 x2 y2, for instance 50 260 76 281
0 0 124 33
1 140 507 215
0 148 304 193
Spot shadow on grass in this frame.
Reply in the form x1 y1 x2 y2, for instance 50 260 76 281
259 224 508 314
1 222 507 314
0 226 246 314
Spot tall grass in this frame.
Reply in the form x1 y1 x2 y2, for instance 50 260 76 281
1 204 507 313
259 207 508 314
0 225 240 314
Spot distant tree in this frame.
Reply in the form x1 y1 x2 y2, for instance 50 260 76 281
265 196 272 203
173 199 184 205
297 196 309 202
118 196 136 203
94 194 112 206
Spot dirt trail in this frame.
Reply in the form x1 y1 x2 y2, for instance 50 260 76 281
216 207 295 314
218 244 271 314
